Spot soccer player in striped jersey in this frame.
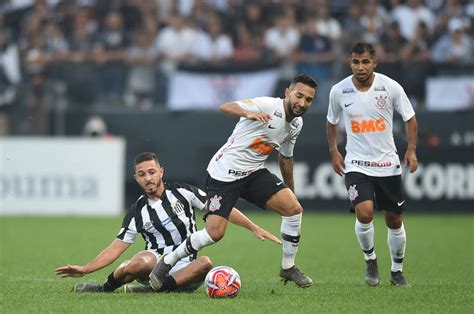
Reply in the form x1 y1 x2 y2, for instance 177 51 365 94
150 74 317 290
327 42 418 287
54 152 280 293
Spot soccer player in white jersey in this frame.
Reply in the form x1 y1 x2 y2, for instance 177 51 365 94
150 75 317 290
54 152 280 293
326 42 418 287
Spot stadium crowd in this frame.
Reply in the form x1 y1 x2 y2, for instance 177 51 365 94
0 0 473 134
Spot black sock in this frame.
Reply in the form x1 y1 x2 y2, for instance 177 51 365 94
160 276 178 292
102 272 123 292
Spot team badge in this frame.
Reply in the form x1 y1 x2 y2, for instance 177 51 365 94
172 200 185 215
348 184 359 201
375 95 389 110
209 195 223 212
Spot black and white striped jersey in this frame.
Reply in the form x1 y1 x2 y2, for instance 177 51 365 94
116 182 207 255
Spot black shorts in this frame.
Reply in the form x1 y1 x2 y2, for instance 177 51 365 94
205 168 288 219
344 172 406 213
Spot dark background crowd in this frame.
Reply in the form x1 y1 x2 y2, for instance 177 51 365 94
0 0 473 135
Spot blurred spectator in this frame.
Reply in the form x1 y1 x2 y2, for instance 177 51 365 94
314 2 342 42
389 0 436 40
93 11 128 106
359 0 387 45
0 30 21 134
232 22 265 63
124 29 159 111
432 17 474 65
376 21 407 84
195 14 234 64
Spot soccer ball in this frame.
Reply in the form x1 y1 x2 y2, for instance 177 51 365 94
205 266 241 298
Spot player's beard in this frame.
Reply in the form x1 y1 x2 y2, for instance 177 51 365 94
288 99 305 117
145 179 162 197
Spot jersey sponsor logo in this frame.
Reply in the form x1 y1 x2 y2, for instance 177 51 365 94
343 88 355 94
344 102 354 108
374 86 386 91
268 124 277 129
228 169 250 177
351 160 393 167
242 99 252 104
375 95 389 110
248 137 275 155
143 221 154 231
209 195 222 212
291 120 300 128
348 184 358 201
351 118 386 133
273 110 282 118
215 138 234 161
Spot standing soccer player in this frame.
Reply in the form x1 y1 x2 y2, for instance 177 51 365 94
326 42 418 287
54 152 280 293
150 74 317 290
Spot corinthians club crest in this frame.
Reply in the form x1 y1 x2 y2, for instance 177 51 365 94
209 195 222 212
375 95 389 110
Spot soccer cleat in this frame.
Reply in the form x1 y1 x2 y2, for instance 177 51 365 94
149 254 172 291
390 271 411 287
365 259 380 286
123 284 153 293
279 266 313 288
73 282 103 292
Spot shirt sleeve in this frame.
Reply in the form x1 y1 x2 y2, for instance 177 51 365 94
236 97 275 115
116 204 138 244
327 86 342 124
392 81 415 121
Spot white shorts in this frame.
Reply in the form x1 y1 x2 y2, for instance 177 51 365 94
145 249 193 276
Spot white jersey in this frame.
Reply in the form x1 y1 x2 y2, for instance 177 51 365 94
207 97 303 182
327 73 415 177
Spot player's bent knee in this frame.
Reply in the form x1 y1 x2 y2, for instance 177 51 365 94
282 205 303 217
124 257 149 276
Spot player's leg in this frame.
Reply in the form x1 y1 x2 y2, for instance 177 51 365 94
377 175 410 287
345 172 379 286
74 251 156 293
149 175 240 291
241 169 311 287
126 256 213 293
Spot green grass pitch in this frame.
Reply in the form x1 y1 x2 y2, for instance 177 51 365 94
1 212 472 313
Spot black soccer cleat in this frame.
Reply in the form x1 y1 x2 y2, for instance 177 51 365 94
390 271 411 287
123 284 153 293
149 254 172 291
279 266 313 288
73 282 103 293
365 259 380 286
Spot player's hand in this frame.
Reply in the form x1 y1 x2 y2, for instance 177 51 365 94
330 150 345 176
252 225 282 245
404 149 418 173
244 111 271 123
54 265 88 278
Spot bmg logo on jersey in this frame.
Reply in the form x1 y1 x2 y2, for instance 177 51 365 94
351 118 386 133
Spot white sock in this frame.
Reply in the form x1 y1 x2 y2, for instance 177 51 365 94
388 223 406 272
281 213 302 269
355 219 376 261
164 229 215 266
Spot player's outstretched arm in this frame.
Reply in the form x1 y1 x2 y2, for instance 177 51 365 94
220 102 271 123
326 121 345 176
228 208 282 244
404 116 418 173
54 239 130 278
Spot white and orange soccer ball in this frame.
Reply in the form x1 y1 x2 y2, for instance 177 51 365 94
204 266 241 298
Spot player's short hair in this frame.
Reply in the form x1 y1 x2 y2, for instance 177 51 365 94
289 74 318 89
134 152 159 166
350 42 376 57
